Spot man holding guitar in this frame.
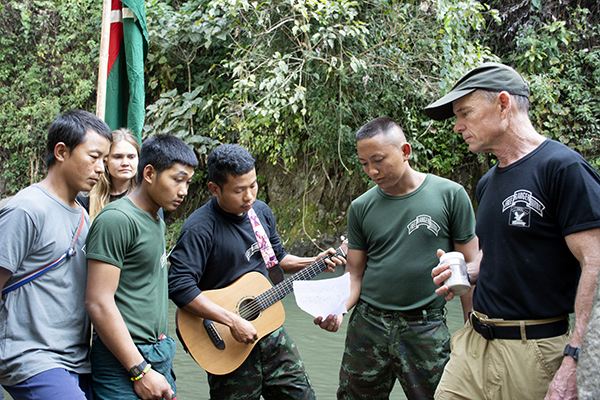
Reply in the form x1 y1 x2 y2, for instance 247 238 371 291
315 116 479 399
168 144 345 400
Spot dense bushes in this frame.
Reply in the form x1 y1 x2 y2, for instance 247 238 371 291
143 0 500 180
142 0 600 190
0 0 102 193
510 9 600 167
1 0 598 202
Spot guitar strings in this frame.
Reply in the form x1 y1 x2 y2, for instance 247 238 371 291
257 247 345 306
238 258 329 318
237 247 346 320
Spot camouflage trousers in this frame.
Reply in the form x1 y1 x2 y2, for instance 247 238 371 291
207 326 315 400
338 300 451 400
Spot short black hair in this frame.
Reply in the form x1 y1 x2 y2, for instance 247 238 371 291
207 144 255 187
45 109 112 168
356 116 405 141
137 134 198 184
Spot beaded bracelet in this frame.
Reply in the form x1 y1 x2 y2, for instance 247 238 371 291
131 363 152 381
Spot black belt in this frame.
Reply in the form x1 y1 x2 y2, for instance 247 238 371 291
471 313 569 340
359 300 444 321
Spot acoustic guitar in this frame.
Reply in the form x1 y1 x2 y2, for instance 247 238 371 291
175 239 348 375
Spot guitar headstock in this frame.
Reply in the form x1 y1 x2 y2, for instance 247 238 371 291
338 237 349 257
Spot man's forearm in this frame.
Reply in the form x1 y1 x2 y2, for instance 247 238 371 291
570 262 600 346
279 254 316 274
564 228 600 346
87 300 145 372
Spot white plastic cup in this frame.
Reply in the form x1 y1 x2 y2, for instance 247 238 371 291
440 251 471 296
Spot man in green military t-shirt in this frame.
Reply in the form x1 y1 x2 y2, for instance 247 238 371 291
85 134 198 400
315 116 479 399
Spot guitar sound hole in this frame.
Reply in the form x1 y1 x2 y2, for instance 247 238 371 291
238 298 260 321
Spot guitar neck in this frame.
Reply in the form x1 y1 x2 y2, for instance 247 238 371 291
255 246 346 310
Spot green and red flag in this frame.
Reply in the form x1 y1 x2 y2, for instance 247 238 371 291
104 0 148 144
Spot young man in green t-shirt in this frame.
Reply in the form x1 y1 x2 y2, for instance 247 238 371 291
85 134 198 400
315 116 479 399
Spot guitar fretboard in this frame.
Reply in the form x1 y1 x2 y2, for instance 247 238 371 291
254 246 346 311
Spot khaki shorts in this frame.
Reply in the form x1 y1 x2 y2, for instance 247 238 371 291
435 320 570 400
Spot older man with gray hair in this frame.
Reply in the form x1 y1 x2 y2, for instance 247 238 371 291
427 63 600 400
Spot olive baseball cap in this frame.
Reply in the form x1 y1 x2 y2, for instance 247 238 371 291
424 63 530 121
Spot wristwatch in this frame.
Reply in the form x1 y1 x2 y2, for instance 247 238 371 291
563 344 580 361
129 360 148 378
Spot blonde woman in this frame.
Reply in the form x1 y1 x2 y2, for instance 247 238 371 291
77 128 140 219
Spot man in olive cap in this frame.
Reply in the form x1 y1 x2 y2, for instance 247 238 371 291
427 63 600 399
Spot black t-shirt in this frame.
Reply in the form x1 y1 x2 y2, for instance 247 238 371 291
76 192 91 212
168 197 287 308
474 139 600 319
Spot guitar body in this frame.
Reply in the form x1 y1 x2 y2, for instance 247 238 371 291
176 272 285 375
176 239 347 376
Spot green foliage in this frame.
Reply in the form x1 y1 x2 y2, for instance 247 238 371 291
0 0 102 193
165 218 184 255
144 0 499 180
143 86 220 156
510 8 600 167
144 0 231 158
202 0 370 168
413 0 500 176
434 0 500 88
1 0 598 209
271 199 338 247
514 19 573 74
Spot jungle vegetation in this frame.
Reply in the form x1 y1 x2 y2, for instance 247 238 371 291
1 0 598 248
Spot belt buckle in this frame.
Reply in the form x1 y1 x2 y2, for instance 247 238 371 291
479 322 495 340
473 315 495 340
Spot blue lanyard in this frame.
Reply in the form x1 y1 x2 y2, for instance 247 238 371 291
2 207 85 295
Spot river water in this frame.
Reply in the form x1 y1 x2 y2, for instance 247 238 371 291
2 268 466 400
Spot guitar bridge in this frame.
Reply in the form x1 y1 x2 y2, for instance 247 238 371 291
203 319 226 350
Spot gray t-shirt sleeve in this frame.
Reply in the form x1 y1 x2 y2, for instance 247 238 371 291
0 204 38 274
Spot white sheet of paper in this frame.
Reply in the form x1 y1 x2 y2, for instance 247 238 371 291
293 272 351 319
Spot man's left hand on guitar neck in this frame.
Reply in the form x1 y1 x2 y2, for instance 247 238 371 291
279 247 346 274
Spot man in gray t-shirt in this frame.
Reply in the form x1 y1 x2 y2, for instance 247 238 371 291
0 110 111 399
